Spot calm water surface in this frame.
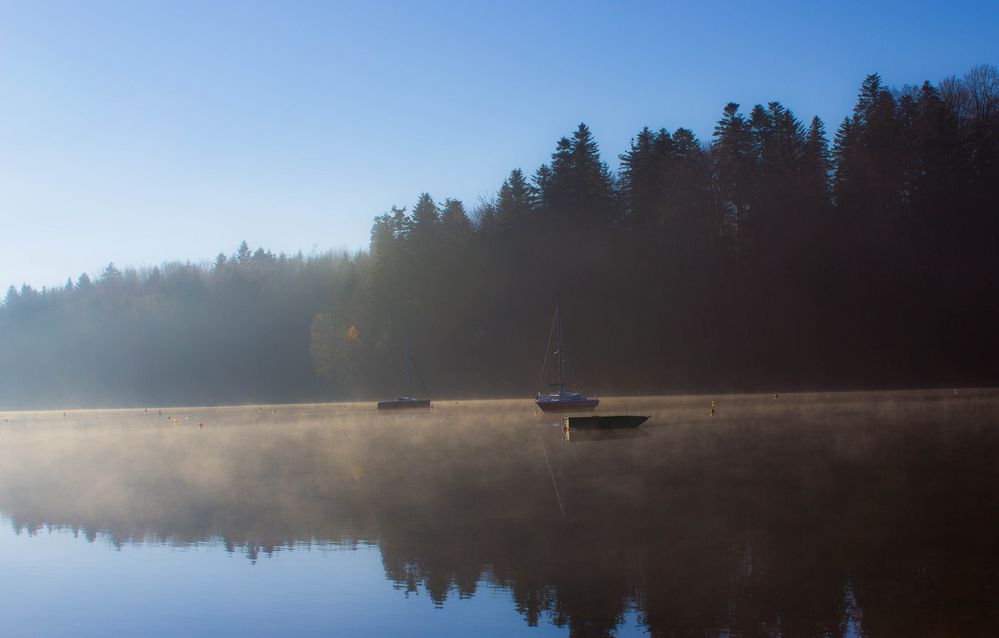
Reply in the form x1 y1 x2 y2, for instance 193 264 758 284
1 390 997 637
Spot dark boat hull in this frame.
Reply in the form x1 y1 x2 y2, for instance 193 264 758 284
377 399 431 410
536 399 599 413
563 415 648 429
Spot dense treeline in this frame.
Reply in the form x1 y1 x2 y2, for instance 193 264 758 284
2 66 997 408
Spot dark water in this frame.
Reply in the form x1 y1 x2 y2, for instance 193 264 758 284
1 390 998 637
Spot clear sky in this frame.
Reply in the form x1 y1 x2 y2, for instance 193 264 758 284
2 0 997 289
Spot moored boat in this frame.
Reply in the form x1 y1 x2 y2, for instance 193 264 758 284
377 397 431 410
536 392 599 412
378 355 432 411
562 415 649 429
535 297 599 413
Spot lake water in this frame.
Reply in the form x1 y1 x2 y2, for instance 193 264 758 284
1 390 997 637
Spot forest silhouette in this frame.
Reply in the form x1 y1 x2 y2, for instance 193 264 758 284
2 66 997 408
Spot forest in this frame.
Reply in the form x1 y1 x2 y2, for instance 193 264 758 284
1 66 997 409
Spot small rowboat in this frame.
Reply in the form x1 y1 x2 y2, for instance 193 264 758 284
377 397 431 410
562 415 649 430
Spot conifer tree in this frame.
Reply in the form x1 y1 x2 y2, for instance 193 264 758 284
570 123 616 225
390 206 411 240
411 193 440 234
440 198 471 232
750 102 807 245
619 127 661 227
530 164 553 213
99 263 122 284
802 116 832 205
495 169 534 231
832 117 857 204
3 285 17 309
712 103 756 237
370 214 394 257
535 124 616 227
844 74 904 235
235 240 252 263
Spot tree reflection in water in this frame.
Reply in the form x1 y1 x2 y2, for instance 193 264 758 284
1 390 997 637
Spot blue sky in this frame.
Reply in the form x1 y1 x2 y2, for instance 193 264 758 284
1 0 997 289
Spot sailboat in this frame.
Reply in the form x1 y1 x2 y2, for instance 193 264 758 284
535 297 599 413
377 355 432 410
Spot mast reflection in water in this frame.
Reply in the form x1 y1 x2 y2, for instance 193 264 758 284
1 390 997 637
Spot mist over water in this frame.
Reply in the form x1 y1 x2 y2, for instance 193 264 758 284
1 390 998 636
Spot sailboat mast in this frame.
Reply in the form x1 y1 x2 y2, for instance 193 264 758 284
408 354 430 399
556 296 565 398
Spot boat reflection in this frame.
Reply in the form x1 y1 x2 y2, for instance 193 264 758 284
562 427 649 442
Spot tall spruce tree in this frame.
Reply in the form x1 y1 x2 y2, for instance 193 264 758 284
537 124 616 228
802 116 832 206
712 103 756 242
619 127 663 227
